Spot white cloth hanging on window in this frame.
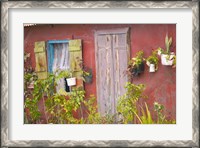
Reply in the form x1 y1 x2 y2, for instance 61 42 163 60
52 43 69 92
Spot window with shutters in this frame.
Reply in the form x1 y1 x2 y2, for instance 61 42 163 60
34 39 83 92
95 28 130 116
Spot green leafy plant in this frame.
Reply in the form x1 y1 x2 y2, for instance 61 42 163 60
117 82 146 123
157 34 173 55
154 102 176 124
134 102 154 124
154 102 165 124
24 97 41 123
24 52 39 123
76 57 93 83
146 50 159 71
55 70 72 80
45 87 85 124
146 50 159 65
134 101 176 124
83 95 102 124
127 51 145 77
165 34 172 54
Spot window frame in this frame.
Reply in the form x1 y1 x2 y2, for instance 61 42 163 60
47 40 69 73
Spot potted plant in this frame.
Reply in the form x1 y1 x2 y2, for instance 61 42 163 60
65 71 76 86
146 50 159 72
57 70 76 86
127 51 145 76
83 68 93 84
76 57 93 84
157 34 175 66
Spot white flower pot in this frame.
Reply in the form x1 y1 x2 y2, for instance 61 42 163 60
66 77 76 86
149 64 156 72
161 53 175 66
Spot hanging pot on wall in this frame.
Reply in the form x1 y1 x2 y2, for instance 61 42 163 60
84 74 93 84
137 62 145 73
149 64 156 72
66 77 76 86
83 69 93 84
132 62 145 76
161 52 175 66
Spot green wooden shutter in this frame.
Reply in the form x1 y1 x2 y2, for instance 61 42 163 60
69 39 83 88
34 41 48 79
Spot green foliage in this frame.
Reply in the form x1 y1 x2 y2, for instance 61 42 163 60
68 87 85 112
128 50 144 68
154 102 176 124
75 56 93 83
45 86 86 124
165 34 172 54
82 95 115 124
146 50 159 65
83 95 102 124
134 102 154 124
157 34 173 55
25 70 176 124
25 73 56 123
55 70 72 80
127 51 145 77
24 97 41 123
154 102 165 124
134 102 176 124
117 82 146 123
24 52 40 123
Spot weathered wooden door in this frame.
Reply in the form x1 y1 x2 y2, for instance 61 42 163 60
95 28 130 115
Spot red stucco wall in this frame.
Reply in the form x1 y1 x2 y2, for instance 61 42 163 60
24 24 176 120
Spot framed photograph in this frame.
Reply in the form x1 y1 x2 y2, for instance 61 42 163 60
1 1 199 147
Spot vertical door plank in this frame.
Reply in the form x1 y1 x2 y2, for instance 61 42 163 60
97 35 114 115
113 34 129 109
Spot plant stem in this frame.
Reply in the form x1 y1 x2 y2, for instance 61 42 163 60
80 103 83 119
42 95 48 124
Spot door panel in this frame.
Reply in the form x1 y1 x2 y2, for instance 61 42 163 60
113 34 129 109
97 35 115 115
95 28 130 116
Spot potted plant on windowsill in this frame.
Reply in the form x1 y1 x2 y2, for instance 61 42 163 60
146 50 159 72
157 34 175 66
127 50 145 77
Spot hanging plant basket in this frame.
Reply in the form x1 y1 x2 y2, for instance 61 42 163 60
132 62 145 76
161 53 175 66
66 77 76 86
83 68 93 84
149 64 156 72
84 74 92 84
